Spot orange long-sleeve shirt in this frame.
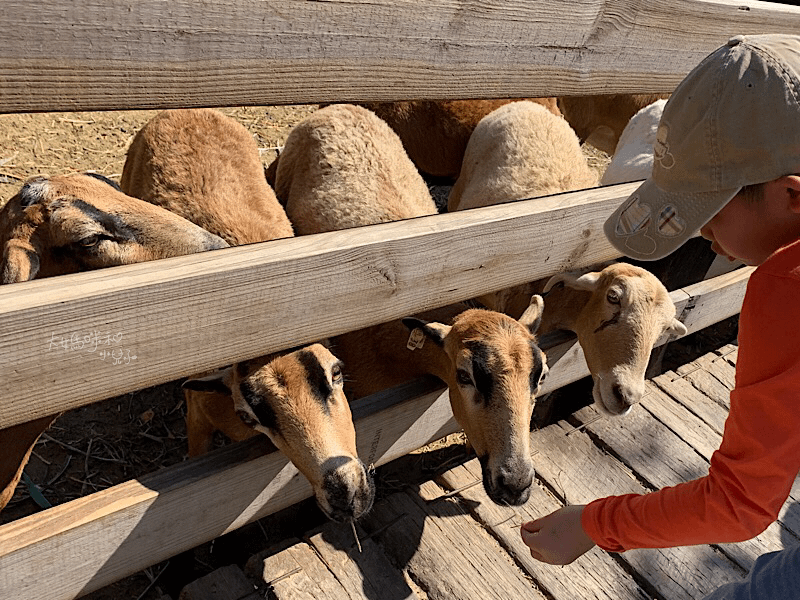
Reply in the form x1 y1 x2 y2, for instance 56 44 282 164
582 239 800 552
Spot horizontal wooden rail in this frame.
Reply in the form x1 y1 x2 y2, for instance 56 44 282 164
1 183 640 429
0 267 752 600
1 0 799 113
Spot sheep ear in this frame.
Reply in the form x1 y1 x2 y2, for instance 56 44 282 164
84 172 122 192
402 317 451 346
182 370 231 395
518 294 544 334
543 270 602 293
2 242 40 283
666 318 688 337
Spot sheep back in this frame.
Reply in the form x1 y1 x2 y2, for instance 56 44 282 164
275 104 437 235
359 98 561 179
121 108 293 246
448 101 598 212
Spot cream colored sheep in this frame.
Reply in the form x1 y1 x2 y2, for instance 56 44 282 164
448 101 598 212
273 103 437 234
446 101 686 416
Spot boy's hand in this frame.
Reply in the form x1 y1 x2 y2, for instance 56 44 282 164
520 505 595 564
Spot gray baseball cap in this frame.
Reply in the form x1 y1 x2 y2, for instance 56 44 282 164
604 34 800 260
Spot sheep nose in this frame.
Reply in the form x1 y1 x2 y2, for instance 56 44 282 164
492 464 534 506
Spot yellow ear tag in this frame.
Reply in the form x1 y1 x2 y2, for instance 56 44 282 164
406 328 425 351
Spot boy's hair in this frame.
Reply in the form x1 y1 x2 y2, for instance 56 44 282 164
604 34 800 261
737 182 766 204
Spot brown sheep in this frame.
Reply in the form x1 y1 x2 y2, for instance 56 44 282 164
121 108 293 245
0 172 229 512
557 93 671 155
275 103 548 505
121 108 374 520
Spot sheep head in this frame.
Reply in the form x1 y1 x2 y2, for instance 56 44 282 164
0 174 228 283
183 344 375 522
543 263 687 415
403 295 547 506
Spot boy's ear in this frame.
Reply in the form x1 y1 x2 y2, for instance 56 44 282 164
785 175 800 212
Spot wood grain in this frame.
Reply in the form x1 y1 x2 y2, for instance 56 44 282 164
2 0 800 112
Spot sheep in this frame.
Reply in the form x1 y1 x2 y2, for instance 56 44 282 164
557 93 671 155
446 101 687 416
275 103 548 505
0 172 230 512
273 103 438 233
600 99 667 185
448 100 599 212
354 98 562 181
333 298 548 506
182 344 375 522
121 108 374 519
120 108 294 246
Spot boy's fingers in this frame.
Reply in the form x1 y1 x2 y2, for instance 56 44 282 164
520 519 542 533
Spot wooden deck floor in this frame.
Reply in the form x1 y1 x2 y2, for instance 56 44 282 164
184 344 800 600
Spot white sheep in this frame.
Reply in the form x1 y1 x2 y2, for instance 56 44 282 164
557 93 671 155
600 99 667 185
276 103 548 506
0 172 229 513
447 101 687 416
273 103 438 233
121 108 374 520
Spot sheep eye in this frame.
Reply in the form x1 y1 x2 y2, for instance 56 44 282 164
331 363 343 383
607 289 621 304
80 234 102 247
456 369 473 387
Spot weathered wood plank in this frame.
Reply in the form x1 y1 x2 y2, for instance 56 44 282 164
359 480 547 600
694 350 737 390
529 421 745 598
674 362 733 409
0 185 634 428
674 267 752 336
257 540 353 600
716 344 739 368
573 403 785 572
304 521 420 600
652 371 730 435
436 460 651 600
2 0 800 113
0 223 750 430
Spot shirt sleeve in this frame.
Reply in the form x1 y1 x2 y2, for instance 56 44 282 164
581 268 800 552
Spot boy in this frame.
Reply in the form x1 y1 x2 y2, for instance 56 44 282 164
521 34 800 598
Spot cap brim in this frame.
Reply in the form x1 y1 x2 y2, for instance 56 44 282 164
603 178 740 261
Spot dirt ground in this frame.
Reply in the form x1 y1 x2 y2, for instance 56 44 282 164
0 106 737 599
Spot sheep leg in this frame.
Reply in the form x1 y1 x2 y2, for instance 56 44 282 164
0 414 58 511
186 395 217 457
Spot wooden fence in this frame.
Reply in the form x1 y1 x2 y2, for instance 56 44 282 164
0 1 797 598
